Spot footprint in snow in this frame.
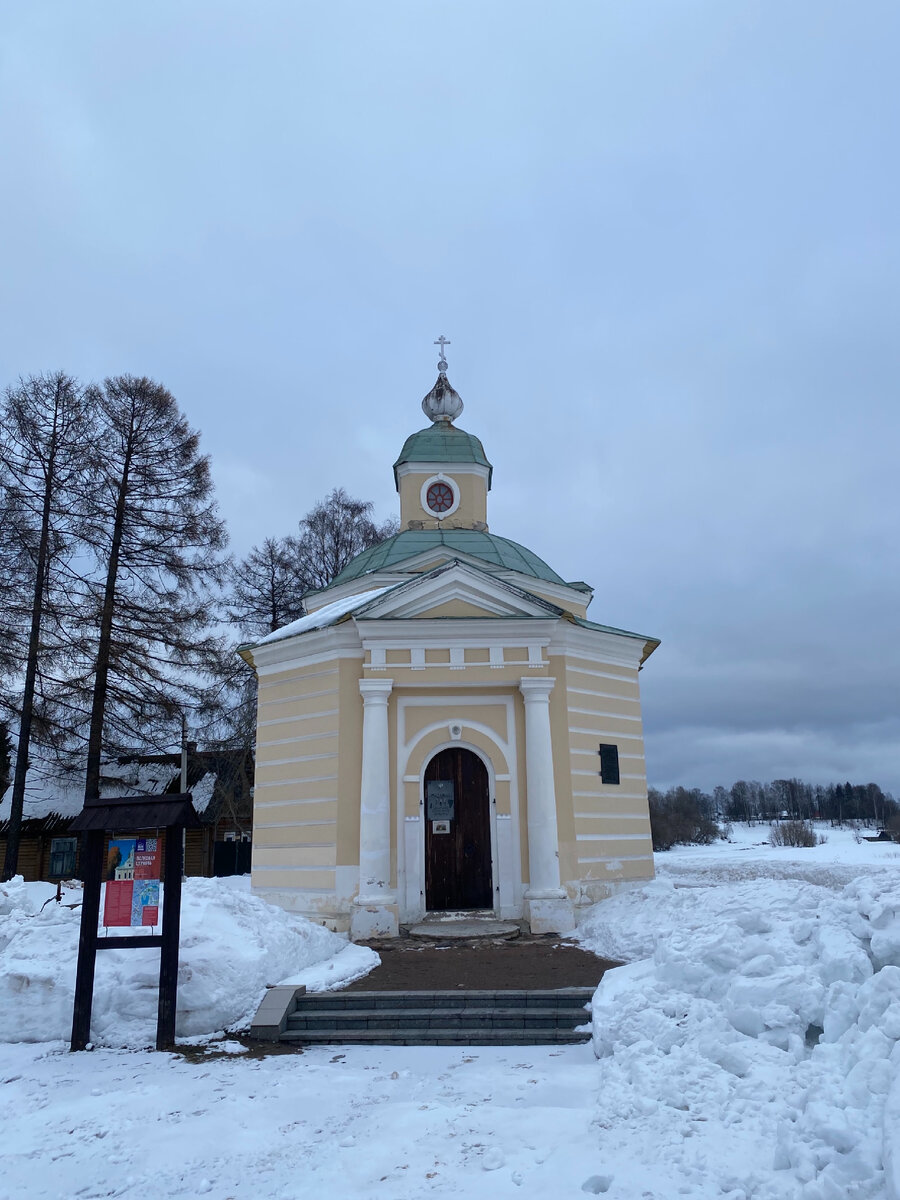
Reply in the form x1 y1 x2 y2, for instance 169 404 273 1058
581 1175 613 1194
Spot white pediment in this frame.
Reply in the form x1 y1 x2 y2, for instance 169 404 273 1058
353 561 563 622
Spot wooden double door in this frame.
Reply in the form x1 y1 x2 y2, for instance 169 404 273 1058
424 748 493 911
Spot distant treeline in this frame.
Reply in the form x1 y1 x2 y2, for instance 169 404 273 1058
648 779 899 852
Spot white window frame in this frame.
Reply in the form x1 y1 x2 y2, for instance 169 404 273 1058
420 473 460 519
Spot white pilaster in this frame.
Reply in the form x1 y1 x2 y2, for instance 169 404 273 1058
350 677 399 940
519 676 574 934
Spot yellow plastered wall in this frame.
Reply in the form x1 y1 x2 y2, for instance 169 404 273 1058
413 599 500 618
336 657 365 867
251 659 344 893
564 655 654 890
548 657 577 887
401 696 511 748
399 470 488 529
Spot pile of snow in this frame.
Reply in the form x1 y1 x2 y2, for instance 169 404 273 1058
580 870 900 1199
0 875 377 1046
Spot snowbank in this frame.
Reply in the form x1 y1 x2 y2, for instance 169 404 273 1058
0 875 377 1046
580 871 900 1199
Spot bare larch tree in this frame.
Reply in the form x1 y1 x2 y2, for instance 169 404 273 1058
0 372 94 879
67 376 229 802
227 536 307 639
293 487 398 593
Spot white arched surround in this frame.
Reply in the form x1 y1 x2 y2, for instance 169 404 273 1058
395 694 523 923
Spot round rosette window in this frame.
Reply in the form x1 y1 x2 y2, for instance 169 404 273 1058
425 480 455 514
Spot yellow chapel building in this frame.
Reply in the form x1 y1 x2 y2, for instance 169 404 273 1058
240 357 659 939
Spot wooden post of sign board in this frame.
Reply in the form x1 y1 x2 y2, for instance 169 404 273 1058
70 829 105 1052
156 824 184 1050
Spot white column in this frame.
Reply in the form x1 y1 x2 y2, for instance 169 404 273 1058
519 677 574 934
350 678 399 940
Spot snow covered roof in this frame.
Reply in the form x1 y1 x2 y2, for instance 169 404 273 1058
252 585 395 647
0 756 221 822
0 759 86 822
189 772 217 814
99 758 178 797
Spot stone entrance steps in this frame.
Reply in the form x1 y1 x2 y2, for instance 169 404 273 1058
278 988 594 1047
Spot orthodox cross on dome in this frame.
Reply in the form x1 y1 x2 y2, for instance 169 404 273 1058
422 335 463 423
434 334 450 374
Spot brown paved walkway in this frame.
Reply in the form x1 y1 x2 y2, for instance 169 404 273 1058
345 935 619 991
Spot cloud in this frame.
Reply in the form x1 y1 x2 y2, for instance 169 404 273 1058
0 1 896 790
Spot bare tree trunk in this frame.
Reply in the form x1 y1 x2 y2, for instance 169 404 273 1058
2 417 57 879
83 438 132 802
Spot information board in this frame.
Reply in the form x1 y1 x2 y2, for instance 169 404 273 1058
102 837 162 928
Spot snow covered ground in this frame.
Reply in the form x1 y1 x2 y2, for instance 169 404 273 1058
0 826 898 1199
0 875 378 1044
579 827 900 1200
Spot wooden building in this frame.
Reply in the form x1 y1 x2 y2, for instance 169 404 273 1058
0 748 253 883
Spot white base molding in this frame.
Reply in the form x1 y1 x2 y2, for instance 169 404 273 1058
527 895 576 935
350 900 400 941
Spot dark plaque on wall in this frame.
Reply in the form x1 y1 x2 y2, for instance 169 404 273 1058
426 780 455 821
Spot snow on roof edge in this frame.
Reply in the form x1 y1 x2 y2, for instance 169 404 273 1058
252 585 395 647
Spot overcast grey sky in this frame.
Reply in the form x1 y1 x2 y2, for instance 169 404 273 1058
2 2 898 793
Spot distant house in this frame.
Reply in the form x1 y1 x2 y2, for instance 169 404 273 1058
0 746 253 883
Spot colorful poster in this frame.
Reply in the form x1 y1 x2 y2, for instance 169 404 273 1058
133 838 161 880
103 879 135 927
102 835 162 927
132 879 161 927
106 839 137 881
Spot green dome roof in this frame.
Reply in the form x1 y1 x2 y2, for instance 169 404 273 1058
329 529 566 588
393 425 492 487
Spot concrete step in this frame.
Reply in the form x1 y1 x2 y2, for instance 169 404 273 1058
255 987 595 1047
280 1026 591 1046
294 989 594 1012
286 1005 590 1031
408 919 520 941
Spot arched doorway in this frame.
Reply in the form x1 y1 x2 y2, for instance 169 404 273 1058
424 747 493 911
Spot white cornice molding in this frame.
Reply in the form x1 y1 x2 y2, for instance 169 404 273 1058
250 622 363 675
357 616 559 648
249 604 647 677
396 461 491 482
547 621 647 670
494 573 594 608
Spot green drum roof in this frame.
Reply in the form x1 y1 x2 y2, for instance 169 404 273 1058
329 529 567 587
393 425 492 486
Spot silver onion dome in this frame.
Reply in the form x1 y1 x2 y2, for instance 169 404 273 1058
421 373 464 424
